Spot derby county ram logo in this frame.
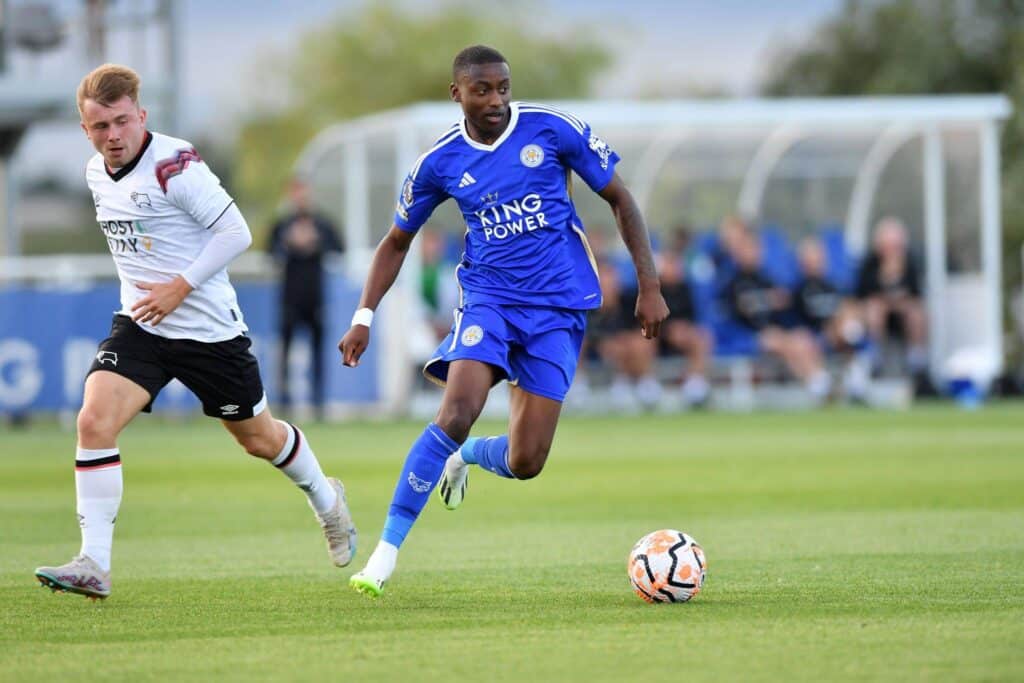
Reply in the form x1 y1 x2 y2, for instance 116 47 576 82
520 144 544 168
588 134 613 170
131 192 153 209
95 351 119 366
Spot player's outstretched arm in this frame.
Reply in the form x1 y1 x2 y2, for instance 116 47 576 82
598 173 669 339
339 225 415 367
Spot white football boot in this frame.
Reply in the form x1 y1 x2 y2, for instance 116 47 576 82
437 451 469 511
315 477 357 567
35 554 111 600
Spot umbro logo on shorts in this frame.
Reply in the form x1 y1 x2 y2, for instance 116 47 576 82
220 404 240 416
96 351 118 366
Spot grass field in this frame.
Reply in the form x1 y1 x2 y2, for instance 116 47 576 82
2 404 1023 681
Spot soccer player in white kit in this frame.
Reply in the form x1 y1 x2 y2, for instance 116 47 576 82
34 64 356 600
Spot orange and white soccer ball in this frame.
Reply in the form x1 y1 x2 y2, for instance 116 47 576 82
628 529 706 603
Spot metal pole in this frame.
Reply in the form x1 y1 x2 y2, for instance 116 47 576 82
85 0 106 63
343 139 369 275
979 120 1003 374
0 160 9 256
160 0 181 133
0 0 8 74
922 126 947 379
737 124 802 220
845 123 917 256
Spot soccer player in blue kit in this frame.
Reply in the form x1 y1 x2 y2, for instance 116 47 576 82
340 45 669 597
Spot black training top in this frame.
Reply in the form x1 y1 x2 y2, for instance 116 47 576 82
855 253 921 300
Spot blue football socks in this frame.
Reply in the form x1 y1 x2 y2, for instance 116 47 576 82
460 435 516 479
381 423 461 548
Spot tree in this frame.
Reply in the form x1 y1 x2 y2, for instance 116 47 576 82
233 2 610 232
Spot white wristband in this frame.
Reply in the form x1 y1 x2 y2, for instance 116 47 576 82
351 307 374 328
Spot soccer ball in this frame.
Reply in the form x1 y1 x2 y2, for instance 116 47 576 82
628 529 706 603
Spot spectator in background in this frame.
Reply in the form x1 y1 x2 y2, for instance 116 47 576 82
586 260 662 411
715 213 752 271
267 177 345 416
794 237 871 400
657 230 712 407
725 231 832 402
856 217 928 378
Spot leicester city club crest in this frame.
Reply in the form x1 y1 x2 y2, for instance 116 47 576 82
520 144 544 168
461 325 484 347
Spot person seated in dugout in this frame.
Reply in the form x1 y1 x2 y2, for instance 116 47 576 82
793 237 872 400
714 213 752 272
855 217 929 377
585 259 663 410
656 240 712 407
724 231 832 402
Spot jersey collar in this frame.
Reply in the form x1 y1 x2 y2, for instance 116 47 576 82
106 131 153 182
460 102 519 152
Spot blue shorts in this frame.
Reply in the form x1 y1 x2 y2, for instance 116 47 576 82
423 303 587 402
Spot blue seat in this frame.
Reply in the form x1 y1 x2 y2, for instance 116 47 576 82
817 223 859 293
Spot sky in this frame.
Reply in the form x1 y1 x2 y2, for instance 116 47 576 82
11 0 844 184
177 0 844 130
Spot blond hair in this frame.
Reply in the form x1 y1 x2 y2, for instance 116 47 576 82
77 63 141 113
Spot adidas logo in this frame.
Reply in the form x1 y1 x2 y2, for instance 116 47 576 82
458 172 476 188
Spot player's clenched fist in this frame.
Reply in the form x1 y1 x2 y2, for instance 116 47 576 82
339 325 369 367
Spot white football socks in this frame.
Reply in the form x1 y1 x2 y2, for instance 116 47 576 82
75 447 122 573
271 420 337 515
362 540 399 582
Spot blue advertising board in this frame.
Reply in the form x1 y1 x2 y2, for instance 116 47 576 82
0 275 378 414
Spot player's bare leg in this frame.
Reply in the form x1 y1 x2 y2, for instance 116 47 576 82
224 409 356 567
505 386 562 479
35 371 149 599
353 361 492 597
440 383 562 514
435 361 497 510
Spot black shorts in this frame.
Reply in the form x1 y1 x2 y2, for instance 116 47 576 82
87 315 266 421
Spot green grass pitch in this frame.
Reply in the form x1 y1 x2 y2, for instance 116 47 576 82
2 404 1022 681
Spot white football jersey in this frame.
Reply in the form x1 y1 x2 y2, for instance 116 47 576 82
87 131 247 342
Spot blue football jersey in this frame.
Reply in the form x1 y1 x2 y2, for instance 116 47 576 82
394 101 620 310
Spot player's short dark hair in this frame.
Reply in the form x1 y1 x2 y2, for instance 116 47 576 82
452 45 508 79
